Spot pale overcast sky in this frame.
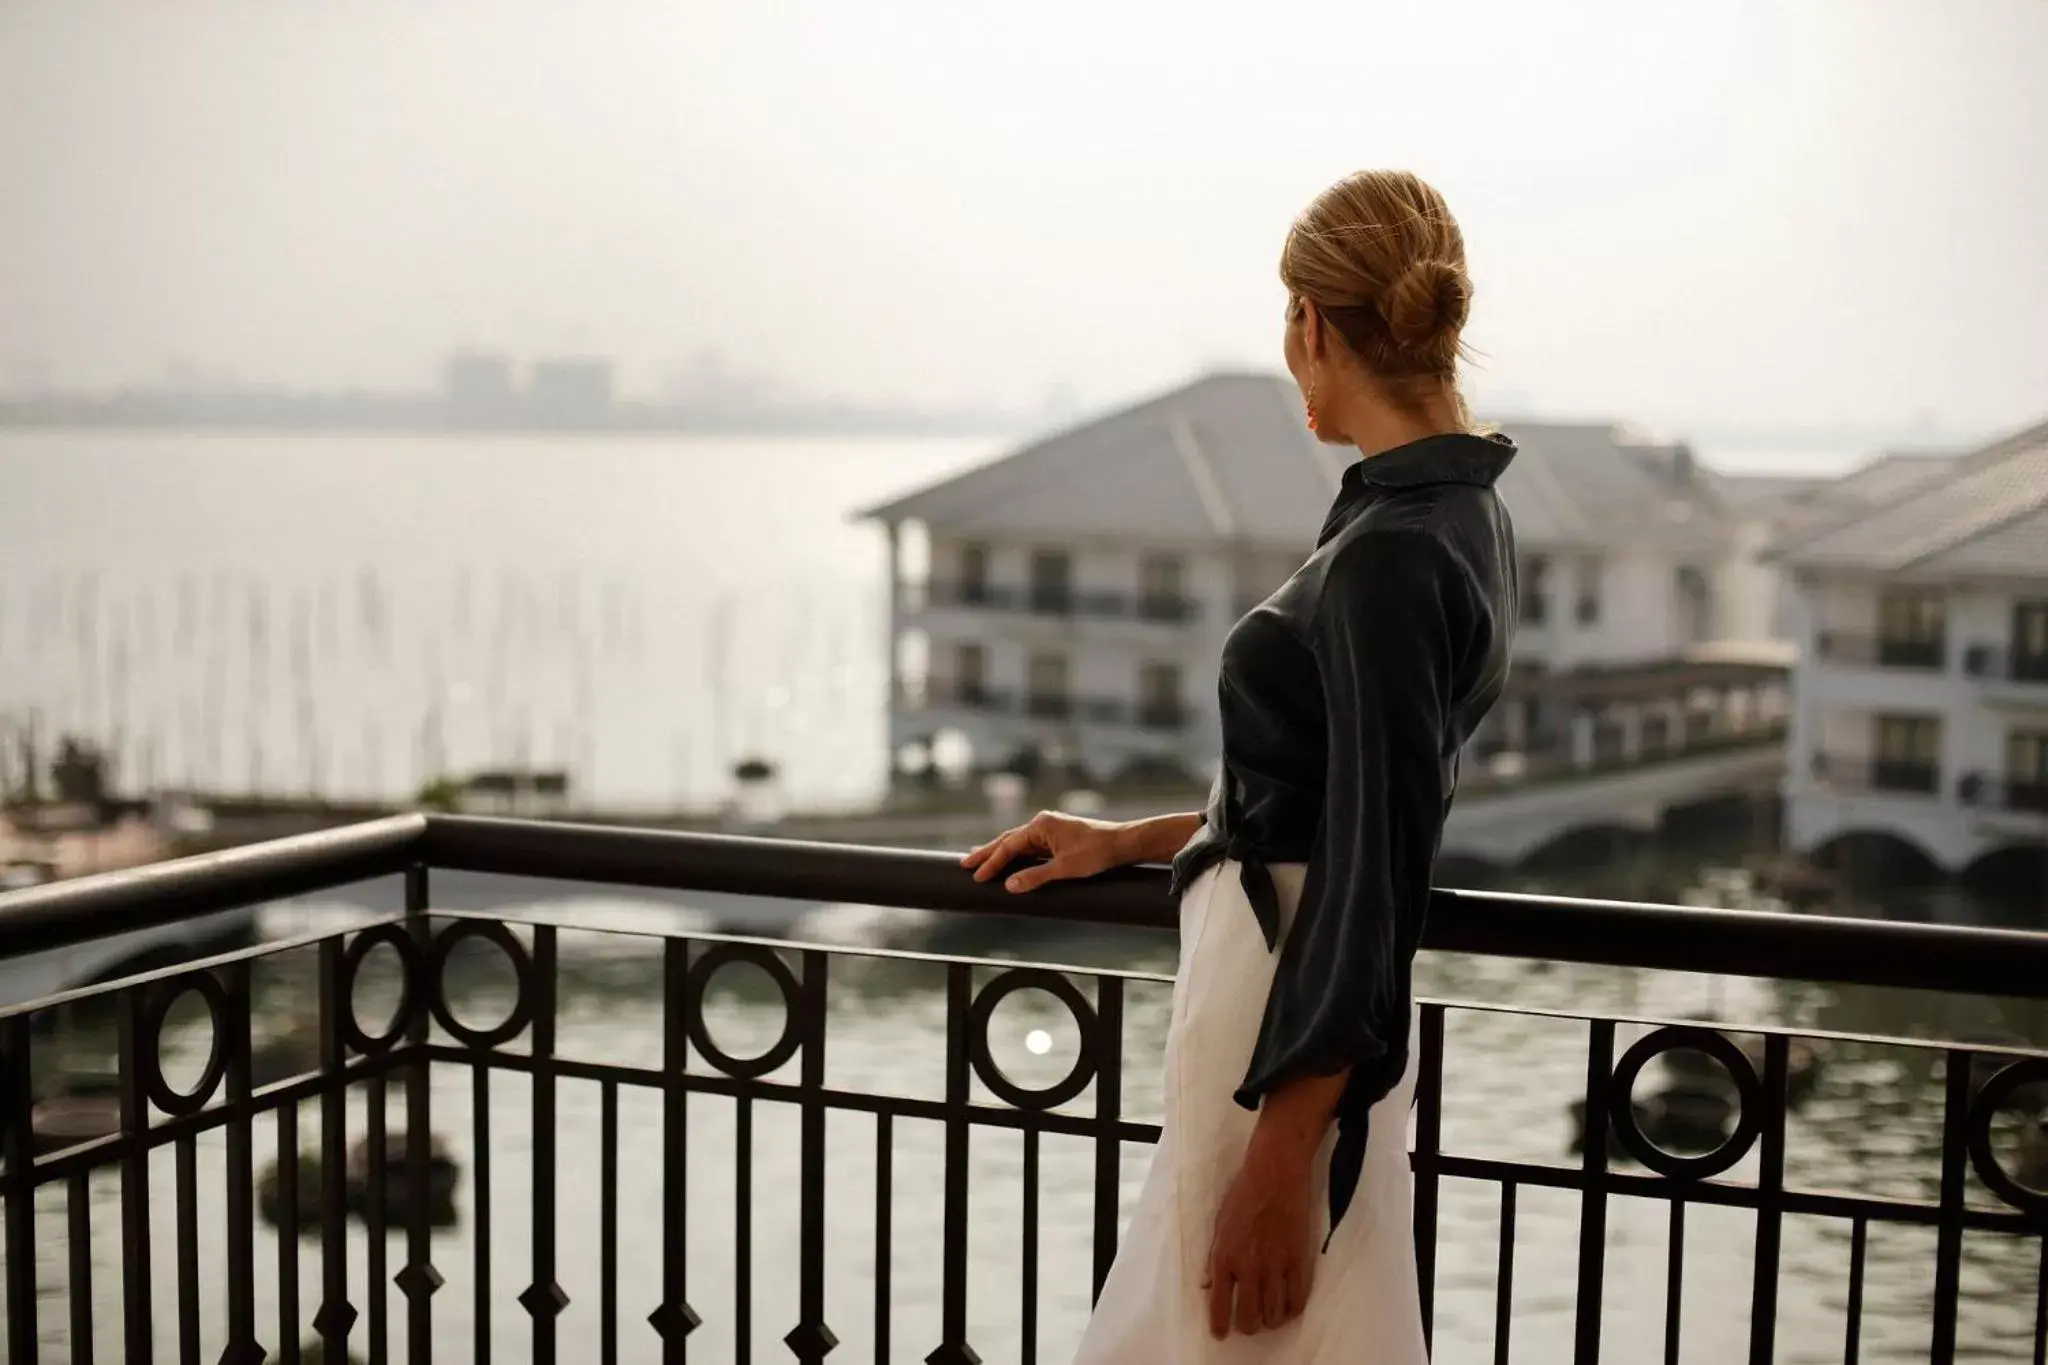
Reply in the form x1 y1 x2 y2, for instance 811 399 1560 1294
2 0 2043 438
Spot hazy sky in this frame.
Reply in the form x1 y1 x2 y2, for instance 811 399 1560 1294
3 0 2044 437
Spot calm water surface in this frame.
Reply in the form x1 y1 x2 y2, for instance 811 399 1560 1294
1 429 996 809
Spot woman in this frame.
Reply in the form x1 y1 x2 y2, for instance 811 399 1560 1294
962 170 1517 1363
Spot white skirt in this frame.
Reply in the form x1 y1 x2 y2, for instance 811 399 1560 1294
1073 859 1428 1364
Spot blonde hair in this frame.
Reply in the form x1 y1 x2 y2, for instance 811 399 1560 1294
1279 171 1474 400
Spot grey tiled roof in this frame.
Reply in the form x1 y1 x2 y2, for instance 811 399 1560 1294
1772 420 2048 577
863 373 1733 554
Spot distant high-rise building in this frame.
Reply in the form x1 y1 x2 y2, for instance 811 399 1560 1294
526 358 615 425
443 350 516 421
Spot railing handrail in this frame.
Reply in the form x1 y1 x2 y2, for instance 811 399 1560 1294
2 813 2046 1000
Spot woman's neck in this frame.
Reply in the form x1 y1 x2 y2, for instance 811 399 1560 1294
1347 390 1469 462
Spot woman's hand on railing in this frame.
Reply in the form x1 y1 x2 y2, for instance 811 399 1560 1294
960 810 1199 893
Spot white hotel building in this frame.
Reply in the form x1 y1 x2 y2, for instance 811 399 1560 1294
1775 419 2048 880
863 373 1782 794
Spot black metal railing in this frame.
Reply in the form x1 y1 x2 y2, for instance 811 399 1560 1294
915 684 1191 732
1812 752 1943 796
1959 772 2048 814
1965 644 2048 685
919 580 1200 624
1 814 2045 1363
1816 631 1947 670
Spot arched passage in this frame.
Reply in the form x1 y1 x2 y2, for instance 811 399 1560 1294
1962 843 2048 919
1811 829 1945 891
1519 822 1656 875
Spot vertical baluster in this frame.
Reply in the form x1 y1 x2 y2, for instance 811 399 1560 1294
315 937 355 1357
787 949 836 1362
524 925 564 1359
874 1113 892 1365
736 1094 753 1365
365 1074 388 1365
655 938 695 1364
1414 1002 1447 1349
1493 1181 1516 1365
1 1012 38 1363
119 986 156 1362
1573 1018 1615 1365
176 1133 200 1363
601 1080 619 1365
279 1101 301 1364
1748 1035 1787 1365
1022 1128 1040 1365
1929 1047 1970 1365
1664 1199 1685 1365
2032 1234 2045 1365
401 863 437 1363
1090 976 1123 1303
223 960 258 1361
68 1171 94 1365
935 962 974 1361
1843 1216 1867 1365
473 1066 493 1365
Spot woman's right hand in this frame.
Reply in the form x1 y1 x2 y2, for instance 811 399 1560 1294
960 811 1139 893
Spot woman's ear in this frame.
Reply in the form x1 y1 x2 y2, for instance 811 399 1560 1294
1299 300 1326 366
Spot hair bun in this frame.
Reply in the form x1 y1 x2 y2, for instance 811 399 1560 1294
1379 258 1472 351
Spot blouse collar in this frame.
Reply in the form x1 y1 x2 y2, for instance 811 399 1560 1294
1339 431 1517 496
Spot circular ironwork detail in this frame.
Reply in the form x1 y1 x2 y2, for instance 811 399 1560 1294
426 920 534 1050
1966 1056 2048 1223
1607 1025 1764 1181
967 968 1099 1112
341 923 423 1056
684 943 805 1079
141 970 231 1117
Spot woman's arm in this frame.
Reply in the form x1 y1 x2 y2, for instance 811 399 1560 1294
962 808 1204 892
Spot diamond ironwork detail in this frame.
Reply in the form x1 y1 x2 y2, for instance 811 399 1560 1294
519 1281 570 1318
784 1320 840 1359
395 1262 445 1299
649 1301 703 1339
925 1344 982 1365
311 1300 358 1340
217 1339 268 1365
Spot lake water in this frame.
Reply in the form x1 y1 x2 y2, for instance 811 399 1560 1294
0 429 998 810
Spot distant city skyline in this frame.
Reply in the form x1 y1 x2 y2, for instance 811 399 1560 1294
0 341 1995 470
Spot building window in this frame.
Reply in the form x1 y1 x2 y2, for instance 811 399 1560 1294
1520 556 1549 625
955 643 988 706
2014 600 2048 681
1872 713 1941 794
1575 557 1601 626
1675 565 1712 643
956 542 990 605
1026 651 1070 717
1139 555 1188 622
1137 661 1184 729
1028 549 1072 614
1876 588 1945 669
2008 729 2048 812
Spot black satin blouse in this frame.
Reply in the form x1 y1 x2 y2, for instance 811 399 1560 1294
1170 430 1518 1236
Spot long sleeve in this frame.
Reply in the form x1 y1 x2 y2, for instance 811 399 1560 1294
1232 528 1470 1110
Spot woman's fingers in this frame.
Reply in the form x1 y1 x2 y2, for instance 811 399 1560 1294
1260 1267 1288 1331
1286 1255 1314 1320
1205 1259 1234 1340
1234 1269 1264 1336
967 827 1036 882
1002 853 1078 893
